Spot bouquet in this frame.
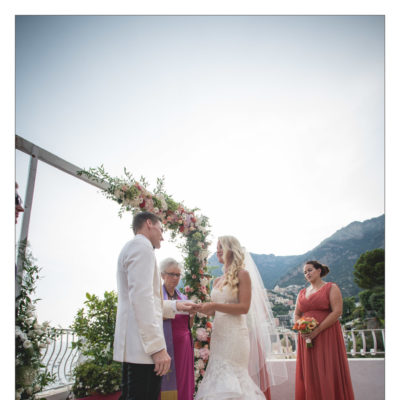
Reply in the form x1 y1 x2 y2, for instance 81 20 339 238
293 317 319 348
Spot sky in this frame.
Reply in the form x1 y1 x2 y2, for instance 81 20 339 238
11 15 386 328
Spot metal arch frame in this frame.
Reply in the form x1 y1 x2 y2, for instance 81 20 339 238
15 134 110 294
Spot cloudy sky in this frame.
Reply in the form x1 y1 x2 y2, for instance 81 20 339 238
10 15 386 328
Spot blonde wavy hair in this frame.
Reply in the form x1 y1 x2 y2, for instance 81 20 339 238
219 235 245 294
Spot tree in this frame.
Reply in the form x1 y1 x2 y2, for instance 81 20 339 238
341 296 356 324
353 248 384 290
353 248 385 327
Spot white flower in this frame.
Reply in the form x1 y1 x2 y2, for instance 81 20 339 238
194 349 200 358
15 393 21 400
200 277 209 286
46 338 52 344
190 295 198 302
34 384 41 392
23 340 32 349
33 322 41 330
26 387 33 395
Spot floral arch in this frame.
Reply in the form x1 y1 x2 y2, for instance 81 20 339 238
79 166 212 388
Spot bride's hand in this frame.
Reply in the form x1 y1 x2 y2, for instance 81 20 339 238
198 302 216 316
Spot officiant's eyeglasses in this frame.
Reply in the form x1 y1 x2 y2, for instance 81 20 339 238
165 272 181 278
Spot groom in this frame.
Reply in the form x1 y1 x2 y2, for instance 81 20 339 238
113 211 196 400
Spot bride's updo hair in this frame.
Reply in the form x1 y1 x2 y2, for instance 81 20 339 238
219 235 245 294
305 260 330 277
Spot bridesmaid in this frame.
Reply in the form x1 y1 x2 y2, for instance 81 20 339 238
159 258 194 400
294 260 355 400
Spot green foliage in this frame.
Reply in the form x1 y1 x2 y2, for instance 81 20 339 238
341 296 356 324
353 248 384 290
369 288 385 320
71 361 121 398
70 291 121 396
352 249 384 327
359 290 375 311
71 291 118 365
15 242 57 400
272 303 290 316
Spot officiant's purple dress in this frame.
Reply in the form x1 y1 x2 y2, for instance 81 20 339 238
159 286 194 400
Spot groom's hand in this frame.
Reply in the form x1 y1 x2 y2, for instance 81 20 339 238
152 349 171 376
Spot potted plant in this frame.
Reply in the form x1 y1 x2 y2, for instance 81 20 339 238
70 291 121 399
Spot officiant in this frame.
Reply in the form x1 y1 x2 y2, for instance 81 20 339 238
160 258 195 400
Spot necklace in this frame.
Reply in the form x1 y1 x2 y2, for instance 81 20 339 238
167 290 178 300
308 282 326 294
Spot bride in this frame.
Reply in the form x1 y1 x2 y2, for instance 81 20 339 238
195 236 287 399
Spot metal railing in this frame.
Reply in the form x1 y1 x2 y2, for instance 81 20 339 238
41 328 385 391
342 328 385 357
41 329 82 390
276 328 385 359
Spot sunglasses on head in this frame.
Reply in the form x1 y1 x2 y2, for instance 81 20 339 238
15 194 23 207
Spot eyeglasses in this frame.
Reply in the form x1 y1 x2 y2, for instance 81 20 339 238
15 194 23 207
164 272 181 278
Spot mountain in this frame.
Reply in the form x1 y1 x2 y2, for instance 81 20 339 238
207 215 384 298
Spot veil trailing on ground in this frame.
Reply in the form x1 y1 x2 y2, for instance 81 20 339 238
244 249 288 391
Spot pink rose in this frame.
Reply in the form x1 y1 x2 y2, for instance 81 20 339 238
196 328 208 341
199 347 210 361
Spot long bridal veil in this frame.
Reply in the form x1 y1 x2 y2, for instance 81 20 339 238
244 249 288 391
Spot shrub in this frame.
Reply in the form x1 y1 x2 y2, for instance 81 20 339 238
70 291 121 397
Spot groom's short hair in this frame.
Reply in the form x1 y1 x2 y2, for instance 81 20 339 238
133 211 161 234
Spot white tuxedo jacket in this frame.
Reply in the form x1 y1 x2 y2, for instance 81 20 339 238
113 234 176 364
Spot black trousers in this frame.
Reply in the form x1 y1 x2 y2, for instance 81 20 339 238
119 362 162 400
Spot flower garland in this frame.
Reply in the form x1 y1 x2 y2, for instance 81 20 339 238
78 166 213 390
16 242 57 400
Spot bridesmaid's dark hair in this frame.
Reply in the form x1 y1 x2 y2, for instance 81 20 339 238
305 260 330 277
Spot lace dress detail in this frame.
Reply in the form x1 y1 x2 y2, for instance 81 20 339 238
195 285 265 399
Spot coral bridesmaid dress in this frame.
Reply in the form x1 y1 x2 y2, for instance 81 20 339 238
295 282 354 400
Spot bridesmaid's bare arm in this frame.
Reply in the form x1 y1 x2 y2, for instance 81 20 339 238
294 293 303 322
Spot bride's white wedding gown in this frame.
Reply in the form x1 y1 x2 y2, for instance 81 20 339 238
195 284 265 399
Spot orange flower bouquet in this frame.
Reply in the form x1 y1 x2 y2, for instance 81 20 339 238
293 317 319 348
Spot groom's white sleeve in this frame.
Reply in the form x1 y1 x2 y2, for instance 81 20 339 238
126 244 166 355
163 300 177 319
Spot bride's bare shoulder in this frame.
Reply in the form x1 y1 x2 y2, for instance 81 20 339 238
238 268 250 279
213 276 223 287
